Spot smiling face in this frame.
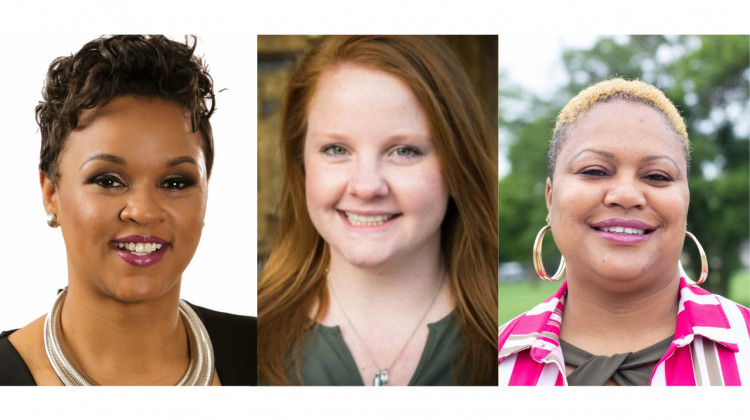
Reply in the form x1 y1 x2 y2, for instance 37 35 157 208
546 100 690 292
303 64 449 270
43 96 208 303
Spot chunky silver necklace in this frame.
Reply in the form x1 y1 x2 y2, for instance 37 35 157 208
328 273 445 386
43 288 215 386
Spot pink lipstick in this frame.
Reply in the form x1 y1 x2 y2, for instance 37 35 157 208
589 218 657 245
110 235 169 268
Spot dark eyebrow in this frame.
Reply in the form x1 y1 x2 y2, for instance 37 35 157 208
80 154 200 169
167 156 200 167
570 148 614 160
80 153 125 169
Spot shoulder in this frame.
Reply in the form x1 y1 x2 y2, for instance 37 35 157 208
714 294 749 314
187 303 257 336
0 330 36 385
679 281 750 336
713 294 750 336
0 316 51 386
184 302 257 386
499 295 562 352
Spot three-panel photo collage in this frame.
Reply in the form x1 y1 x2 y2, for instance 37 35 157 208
0 34 748 390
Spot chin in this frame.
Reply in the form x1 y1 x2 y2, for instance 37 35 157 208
343 256 391 269
105 277 178 304
338 248 396 270
590 263 665 290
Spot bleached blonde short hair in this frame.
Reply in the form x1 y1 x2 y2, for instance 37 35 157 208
548 78 689 179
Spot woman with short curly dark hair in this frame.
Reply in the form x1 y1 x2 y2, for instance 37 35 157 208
0 35 256 386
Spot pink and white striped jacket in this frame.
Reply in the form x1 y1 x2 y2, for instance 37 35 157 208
498 277 750 385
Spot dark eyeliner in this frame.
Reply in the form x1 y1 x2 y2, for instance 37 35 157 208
161 175 196 190
87 173 126 188
579 168 607 176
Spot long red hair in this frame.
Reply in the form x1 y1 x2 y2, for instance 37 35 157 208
258 36 498 385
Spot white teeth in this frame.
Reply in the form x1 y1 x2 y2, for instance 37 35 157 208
599 226 646 235
114 242 164 255
345 213 394 227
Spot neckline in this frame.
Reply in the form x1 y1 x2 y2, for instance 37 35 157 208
312 311 457 385
315 310 455 334
560 335 674 359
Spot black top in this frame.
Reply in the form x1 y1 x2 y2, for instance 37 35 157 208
0 303 257 386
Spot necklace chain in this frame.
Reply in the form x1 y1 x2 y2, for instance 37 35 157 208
43 288 215 386
328 272 445 386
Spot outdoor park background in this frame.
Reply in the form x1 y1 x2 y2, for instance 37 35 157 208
498 35 750 325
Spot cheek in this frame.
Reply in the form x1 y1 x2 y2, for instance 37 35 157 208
172 193 207 227
58 187 113 232
655 186 690 225
550 178 593 219
304 160 342 210
395 161 449 215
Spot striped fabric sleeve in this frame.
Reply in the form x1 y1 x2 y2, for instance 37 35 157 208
658 285 750 386
500 277 750 386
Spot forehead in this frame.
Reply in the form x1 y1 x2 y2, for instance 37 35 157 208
306 63 429 137
63 96 204 165
561 100 687 165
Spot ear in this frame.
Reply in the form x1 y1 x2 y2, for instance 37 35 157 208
545 177 553 215
41 171 59 222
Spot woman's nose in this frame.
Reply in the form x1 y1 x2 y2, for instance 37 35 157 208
119 187 167 226
346 159 389 199
603 175 647 210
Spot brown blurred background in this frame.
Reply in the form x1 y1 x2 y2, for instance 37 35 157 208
257 35 498 266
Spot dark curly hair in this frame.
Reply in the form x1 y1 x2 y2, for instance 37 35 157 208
36 35 216 184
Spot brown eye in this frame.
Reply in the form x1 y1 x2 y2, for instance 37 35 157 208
160 176 194 190
91 174 126 189
580 168 607 176
644 172 672 182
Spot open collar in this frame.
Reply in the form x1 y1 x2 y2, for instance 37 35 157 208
499 281 567 363
499 277 740 363
673 277 739 352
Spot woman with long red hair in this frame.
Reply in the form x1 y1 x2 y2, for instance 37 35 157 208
258 35 497 386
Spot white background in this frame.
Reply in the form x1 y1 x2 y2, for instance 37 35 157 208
0 0 748 419
0 33 256 327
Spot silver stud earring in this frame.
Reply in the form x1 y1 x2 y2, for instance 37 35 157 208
46 213 58 228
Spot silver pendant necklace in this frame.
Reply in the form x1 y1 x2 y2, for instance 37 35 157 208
328 273 445 386
43 288 215 386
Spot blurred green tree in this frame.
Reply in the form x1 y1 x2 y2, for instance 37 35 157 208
499 35 749 296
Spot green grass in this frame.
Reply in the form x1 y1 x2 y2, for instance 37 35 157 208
498 279 561 325
728 269 749 308
498 269 750 325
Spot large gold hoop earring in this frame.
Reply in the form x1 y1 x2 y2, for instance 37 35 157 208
533 224 566 282
682 231 708 285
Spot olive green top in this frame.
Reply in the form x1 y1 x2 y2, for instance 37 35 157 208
560 335 673 386
295 312 463 386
